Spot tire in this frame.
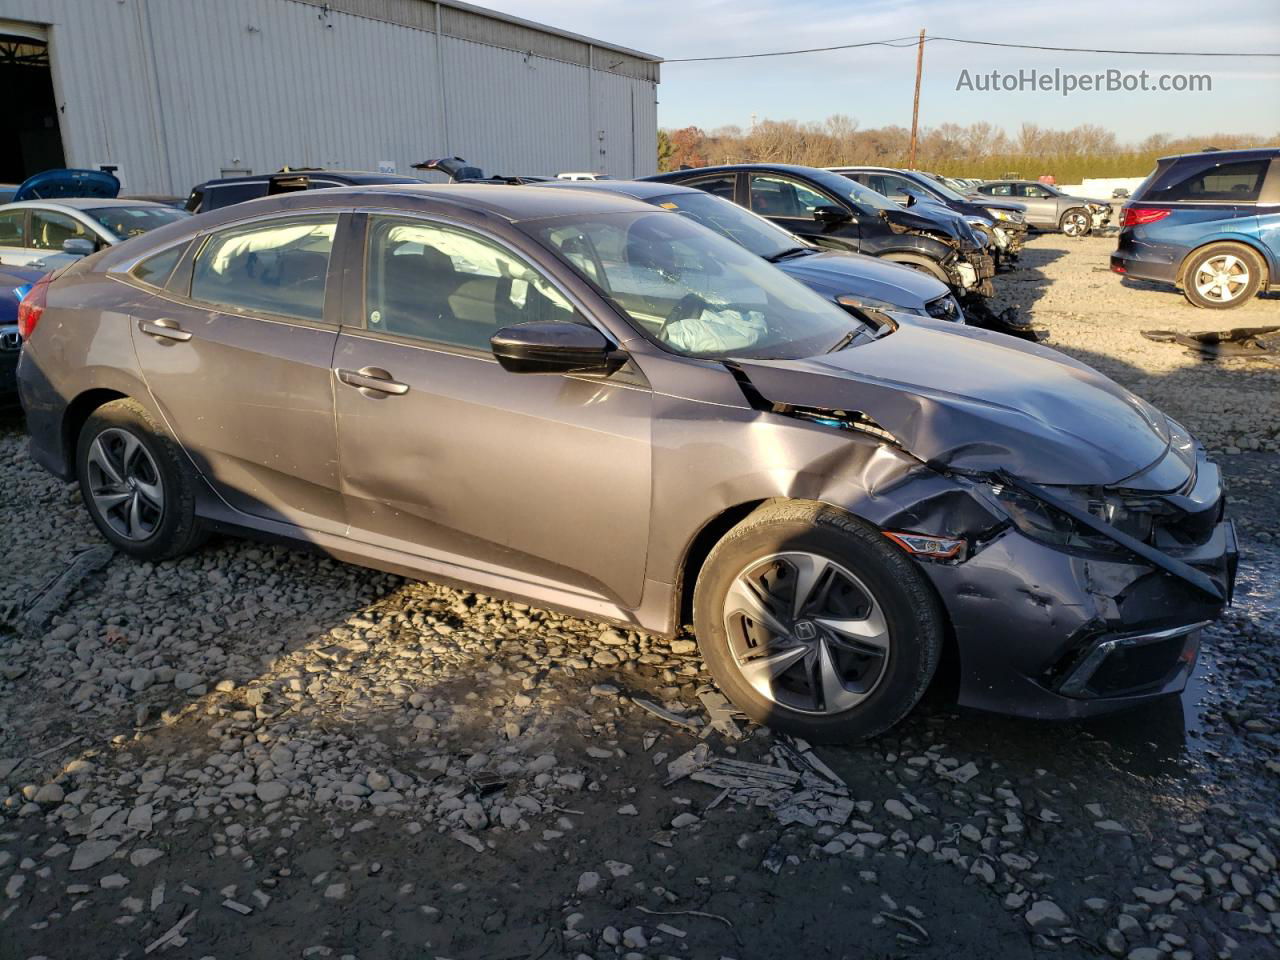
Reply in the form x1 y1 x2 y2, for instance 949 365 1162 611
1058 207 1091 237
75 398 207 560
692 501 943 742
1181 243 1264 309
879 254 952 288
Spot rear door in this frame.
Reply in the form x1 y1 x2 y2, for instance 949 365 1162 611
331 212 652 608
130 212 347 533
0 209 34 264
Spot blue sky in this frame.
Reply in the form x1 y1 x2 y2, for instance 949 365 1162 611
500 0 1280 141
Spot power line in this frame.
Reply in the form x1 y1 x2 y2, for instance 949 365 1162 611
665 36 926 62
662 34 1280 64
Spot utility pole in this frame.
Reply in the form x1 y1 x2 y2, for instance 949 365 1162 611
908 28 925 169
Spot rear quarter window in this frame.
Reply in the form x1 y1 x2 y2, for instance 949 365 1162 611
1145 158 1270 203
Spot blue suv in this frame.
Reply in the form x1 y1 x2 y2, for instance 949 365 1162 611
1112 147 1279 309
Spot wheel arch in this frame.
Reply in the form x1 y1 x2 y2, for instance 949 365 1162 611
674 497 959 681
1175 236 1273 290
62 388 131 474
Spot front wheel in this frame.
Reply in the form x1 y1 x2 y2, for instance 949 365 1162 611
692 502 943 742
1059 208 1091 237
879 253 952 288
1182 243 1263 309
76 398 207 560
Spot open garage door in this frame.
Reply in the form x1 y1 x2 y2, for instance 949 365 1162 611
0 20 65 186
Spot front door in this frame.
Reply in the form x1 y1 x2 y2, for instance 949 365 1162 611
130 213 346 533
332 214 652 607
747 173 860 252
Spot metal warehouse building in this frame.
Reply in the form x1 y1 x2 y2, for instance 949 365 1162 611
0 0 660 195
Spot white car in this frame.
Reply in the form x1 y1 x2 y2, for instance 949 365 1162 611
0 198 189 270
556 172 612 181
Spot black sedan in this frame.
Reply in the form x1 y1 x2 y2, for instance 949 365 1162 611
644 163 996 298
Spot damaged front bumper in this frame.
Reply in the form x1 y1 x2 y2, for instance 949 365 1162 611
918 457 1237 720
923 517 1236 719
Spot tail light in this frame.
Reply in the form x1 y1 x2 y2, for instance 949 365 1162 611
16 274 52 340
1120 207 1171 228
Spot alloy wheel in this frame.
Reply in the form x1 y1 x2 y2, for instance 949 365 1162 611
85 427 165 541
1194 254 1250 304
721 552 890 715
1062 211 1090 237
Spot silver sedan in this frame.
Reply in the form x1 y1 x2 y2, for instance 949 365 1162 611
0 198 189 270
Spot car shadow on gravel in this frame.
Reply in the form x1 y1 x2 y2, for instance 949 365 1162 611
996 242 1070 317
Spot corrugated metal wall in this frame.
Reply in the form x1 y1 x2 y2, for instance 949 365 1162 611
0 0 659 194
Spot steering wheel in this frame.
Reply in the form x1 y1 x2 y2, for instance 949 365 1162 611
659 292 711 337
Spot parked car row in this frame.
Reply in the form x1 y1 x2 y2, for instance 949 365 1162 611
13 179 1237 743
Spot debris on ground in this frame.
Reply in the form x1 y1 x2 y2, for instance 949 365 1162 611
1141 325 1280 359
632 697 703 732
696 690 745 740
664 738 854 827
17 545 115 629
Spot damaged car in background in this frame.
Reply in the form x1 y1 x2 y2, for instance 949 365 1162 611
829 165 1029 268
16 184 1236 741
644 164 997 296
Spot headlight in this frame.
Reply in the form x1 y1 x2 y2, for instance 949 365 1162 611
985 208 1012 222
985 482 1161 553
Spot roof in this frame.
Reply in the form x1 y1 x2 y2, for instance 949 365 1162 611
0 198 174 212
198 171 421 188
533 179 699 201
433 0 659 62
1157 146 1279 163
247 182 659 222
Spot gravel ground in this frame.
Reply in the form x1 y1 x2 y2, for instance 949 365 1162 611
1 234 1277 960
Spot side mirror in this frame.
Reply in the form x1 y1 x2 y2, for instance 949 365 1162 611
62 237 96 256
491 321 622 375
813 204 851 226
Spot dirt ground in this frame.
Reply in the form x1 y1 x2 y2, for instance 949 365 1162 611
0 234 1277 960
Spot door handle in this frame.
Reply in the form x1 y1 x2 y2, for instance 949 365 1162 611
137 318 192 342
336 367 409 396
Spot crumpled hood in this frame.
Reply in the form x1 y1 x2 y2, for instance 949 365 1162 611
735 320 1173 486
777 251 949 308
882 206 962 242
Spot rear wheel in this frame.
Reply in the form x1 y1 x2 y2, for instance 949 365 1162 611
1182 243 1263 309
76 398 207 560
692 501 943 742
1059 208 1091 237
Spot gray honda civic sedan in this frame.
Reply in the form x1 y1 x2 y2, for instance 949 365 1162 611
16 184 1236 741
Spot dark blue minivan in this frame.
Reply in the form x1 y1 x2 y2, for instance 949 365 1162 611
1111 147 1279 309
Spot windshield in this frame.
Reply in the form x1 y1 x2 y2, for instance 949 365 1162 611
811 169 900 213
650 191 802 260
86 205 190 239
528 211 863 360
913 174 968 203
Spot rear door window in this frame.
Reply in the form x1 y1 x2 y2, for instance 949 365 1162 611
0 210 24 247
681 173 737 200
1145 159 1269 203
190 216 337 323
